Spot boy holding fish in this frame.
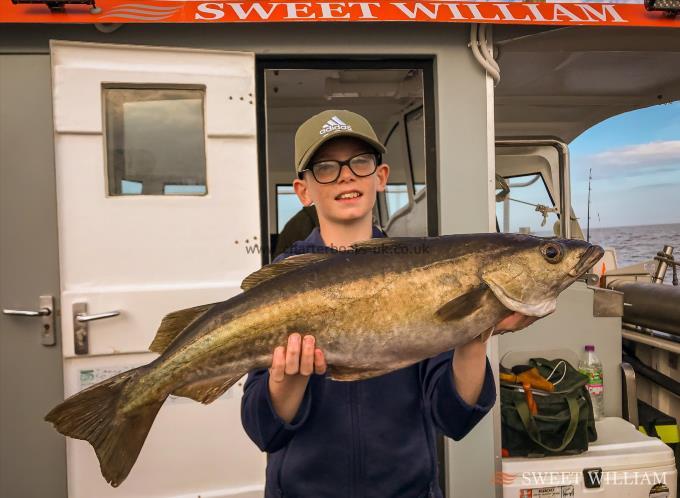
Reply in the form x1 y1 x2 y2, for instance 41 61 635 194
241 110 533 497
45 112 599 492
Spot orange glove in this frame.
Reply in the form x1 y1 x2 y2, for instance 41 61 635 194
523 382 538 415
500 367 555 392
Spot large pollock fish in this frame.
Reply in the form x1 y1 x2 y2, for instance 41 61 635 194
45 233 603 487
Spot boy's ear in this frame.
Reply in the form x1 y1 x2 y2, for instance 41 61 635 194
293 177 313 206
375 163 390 192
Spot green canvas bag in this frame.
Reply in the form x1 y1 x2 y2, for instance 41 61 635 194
500 358 598 457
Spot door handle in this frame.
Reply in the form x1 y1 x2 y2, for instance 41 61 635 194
2 295 56 346
76 310 120 323
3 308 51 317
73 302 121 355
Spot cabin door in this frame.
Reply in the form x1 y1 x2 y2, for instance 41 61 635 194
1 54 67 498
49 41 264 498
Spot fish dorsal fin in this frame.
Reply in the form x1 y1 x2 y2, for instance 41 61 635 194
350 237 418 251
172 374 242 404
149 303 215 354
240 253 333 291
434 284 491 322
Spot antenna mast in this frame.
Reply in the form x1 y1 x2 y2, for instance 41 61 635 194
586 168 592 242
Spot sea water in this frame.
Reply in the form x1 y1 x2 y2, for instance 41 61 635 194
534 223 680 279
587 223 680 268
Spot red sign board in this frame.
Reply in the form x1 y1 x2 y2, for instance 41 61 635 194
1 0 679 27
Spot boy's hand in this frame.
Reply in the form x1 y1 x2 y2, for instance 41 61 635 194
268 333 326 424
495 312 538 334
270 333 327 381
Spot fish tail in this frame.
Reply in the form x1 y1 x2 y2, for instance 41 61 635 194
44 367 166 487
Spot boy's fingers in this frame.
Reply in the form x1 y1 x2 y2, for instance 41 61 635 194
299 335 315 376
269 346 286 383
314 348 327 375
284 333 301 375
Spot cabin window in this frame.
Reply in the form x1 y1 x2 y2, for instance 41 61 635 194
276 184 303 232
380 104 427 226
495 173 559 235
382 121 415 219
384 183 409 217
103 86 207 196
405 107 426 195
121 179 143 195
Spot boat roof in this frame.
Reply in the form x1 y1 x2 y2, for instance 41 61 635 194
494 25 680 141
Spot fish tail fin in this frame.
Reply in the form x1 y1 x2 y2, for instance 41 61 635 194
44 367 166 487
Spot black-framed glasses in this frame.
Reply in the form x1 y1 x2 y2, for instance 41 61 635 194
300 152 381 184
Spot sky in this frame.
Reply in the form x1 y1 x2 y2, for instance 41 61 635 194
568 100 680 229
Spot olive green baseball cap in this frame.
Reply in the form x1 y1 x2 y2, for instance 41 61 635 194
294 110 386 174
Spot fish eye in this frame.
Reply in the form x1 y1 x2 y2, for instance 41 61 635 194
541 242 564 264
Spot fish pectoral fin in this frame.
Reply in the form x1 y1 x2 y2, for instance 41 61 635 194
172 374 242 404
149 302 217 354
434 284 491 322
326 365 397 381
241 253 333 291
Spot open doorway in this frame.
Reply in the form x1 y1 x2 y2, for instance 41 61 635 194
257 59 437 264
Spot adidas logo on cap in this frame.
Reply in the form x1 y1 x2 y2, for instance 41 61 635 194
320 116 352 135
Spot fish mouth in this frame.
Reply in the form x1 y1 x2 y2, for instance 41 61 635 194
568 244 605 278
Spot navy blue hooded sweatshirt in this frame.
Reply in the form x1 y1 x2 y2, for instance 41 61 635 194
241 226 496 498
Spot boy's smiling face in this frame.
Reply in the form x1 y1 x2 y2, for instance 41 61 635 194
293 136 390 225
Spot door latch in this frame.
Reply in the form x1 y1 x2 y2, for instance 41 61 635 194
72 302 120 355
2 295 56 346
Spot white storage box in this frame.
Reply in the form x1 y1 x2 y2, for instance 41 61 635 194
502 417 677 498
